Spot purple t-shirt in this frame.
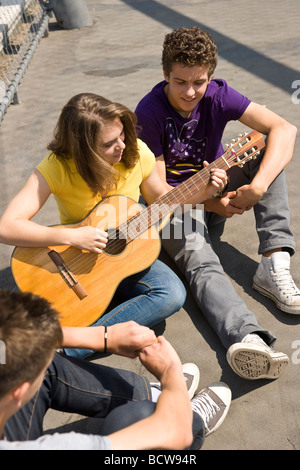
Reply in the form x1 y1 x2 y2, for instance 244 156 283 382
135 79 251 186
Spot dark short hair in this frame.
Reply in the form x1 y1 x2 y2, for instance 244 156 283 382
0 290 62 399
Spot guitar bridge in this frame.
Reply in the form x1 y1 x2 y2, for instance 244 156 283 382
48 249 88 300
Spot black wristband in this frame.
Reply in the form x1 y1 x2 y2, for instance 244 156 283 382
104 326 108 353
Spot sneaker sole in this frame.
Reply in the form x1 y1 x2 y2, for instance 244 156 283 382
253 280 300 315
227 343 289 380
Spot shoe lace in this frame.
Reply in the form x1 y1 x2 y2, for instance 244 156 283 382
191 392 220 431
271 267 300 297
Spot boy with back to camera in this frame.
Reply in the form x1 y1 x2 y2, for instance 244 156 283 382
0 289 231 450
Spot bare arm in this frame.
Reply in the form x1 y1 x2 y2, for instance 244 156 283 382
0 170 54 246
229 102 297 210
0 170 108 252
204 102 297 216
239 102 297 189
61 321 157 358
108 337 193 450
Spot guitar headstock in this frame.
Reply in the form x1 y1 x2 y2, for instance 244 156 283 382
224 130 265 168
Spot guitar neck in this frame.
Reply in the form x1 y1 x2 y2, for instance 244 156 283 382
120 130 264 242
158 156 229 207
122 155 228 242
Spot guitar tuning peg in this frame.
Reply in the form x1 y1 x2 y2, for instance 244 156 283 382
231 138 237 143
225 143 230 148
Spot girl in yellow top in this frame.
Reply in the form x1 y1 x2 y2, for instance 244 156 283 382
0 93 227 359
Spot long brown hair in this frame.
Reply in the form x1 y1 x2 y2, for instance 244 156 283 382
47 93 140 195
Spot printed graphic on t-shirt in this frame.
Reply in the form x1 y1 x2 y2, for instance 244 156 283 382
165 118 207 184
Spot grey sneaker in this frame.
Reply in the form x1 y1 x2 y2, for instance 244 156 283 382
253 252 300 314
191 382 231 436
227 333 289 380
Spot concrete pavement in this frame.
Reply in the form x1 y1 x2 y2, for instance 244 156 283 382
0 0 299 450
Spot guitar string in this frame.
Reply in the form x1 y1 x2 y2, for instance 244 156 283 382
61 177 210 274
62 151 243 273
65 164 212 267
64 157 230 272
57 137 261 273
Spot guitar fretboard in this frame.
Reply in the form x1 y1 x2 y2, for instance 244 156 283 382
111 130 264 244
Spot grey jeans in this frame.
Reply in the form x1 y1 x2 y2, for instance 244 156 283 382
161 151 295 350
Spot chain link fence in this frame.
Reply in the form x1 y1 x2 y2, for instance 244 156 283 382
0 0 49 123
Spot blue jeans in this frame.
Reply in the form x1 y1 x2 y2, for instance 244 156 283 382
4 353 205 450
3 353 152 441
161 149 295 350
65 259 186 359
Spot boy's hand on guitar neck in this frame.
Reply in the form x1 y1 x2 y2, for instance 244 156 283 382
201 161 228 200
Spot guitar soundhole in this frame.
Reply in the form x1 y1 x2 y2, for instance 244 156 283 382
103 228 127 255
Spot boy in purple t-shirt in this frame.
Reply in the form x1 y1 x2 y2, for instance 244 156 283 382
135 27 299 381
136 78 250 186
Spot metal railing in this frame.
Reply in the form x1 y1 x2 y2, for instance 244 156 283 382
0 0 49 123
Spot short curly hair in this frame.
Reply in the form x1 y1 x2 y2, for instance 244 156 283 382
162 27 218 77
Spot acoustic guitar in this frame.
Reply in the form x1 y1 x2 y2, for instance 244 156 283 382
11 130 265 327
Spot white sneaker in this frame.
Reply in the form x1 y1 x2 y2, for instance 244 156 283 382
182 363 200 399
151 363 200 400
191 382 231 436
227 333 289 380
253 252 300 314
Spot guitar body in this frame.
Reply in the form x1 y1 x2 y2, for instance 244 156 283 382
10 131 265 327
11 195 161 327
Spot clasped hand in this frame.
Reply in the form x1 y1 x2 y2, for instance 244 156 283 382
205 183 264 218
108 321 183 382
228 184 264 212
